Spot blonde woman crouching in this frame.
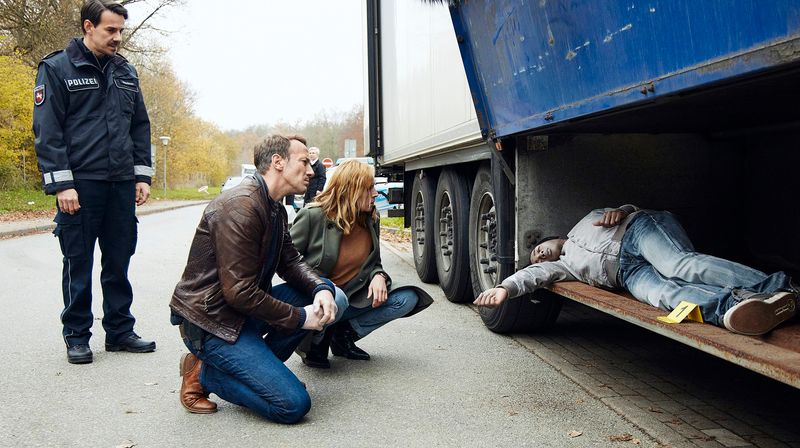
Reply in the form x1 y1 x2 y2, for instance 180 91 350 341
290 160 432 368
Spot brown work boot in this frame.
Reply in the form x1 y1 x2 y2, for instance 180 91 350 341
179 353 217 414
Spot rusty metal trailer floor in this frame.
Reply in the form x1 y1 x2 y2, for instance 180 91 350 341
550 282 800 389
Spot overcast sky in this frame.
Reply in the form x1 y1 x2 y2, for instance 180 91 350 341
128 1 365 131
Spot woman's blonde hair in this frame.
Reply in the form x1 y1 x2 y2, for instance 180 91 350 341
313 159 376 234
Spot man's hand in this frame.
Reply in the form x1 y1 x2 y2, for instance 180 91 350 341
56 189 80 215
368 274 388 308
312 289 337 326
301 304 324 330
593 208 629 228
473 287 509 308
135 182 150 206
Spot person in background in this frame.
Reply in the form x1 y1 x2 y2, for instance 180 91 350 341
303 146 326 205
290 160 433 368
32 0 155 364
475 205 798 336
170 134 347 423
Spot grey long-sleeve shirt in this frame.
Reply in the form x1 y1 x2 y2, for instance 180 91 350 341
500 205 640 298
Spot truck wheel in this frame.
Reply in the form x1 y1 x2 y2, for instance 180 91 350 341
479 289 564 333
435 169 473 302
468 165 501 298
470 165 564 333
411 172 438 283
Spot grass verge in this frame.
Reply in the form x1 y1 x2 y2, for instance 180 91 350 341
0 189 52 213
0 186 219 217
380 216 405 229
149 186 221 201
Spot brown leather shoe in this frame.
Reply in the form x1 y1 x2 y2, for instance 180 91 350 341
180 353 218 414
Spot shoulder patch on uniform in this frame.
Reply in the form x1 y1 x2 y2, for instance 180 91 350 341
34 85 45 106
41 49 63 60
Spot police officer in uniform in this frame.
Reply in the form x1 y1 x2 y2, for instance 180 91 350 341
32 0 156 364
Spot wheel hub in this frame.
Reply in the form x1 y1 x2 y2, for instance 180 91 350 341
438 192 454 271
413 191 426 258
476 192 498 289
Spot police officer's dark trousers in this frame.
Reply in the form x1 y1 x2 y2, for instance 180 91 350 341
55 180 138 347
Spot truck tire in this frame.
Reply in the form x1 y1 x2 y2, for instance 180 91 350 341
411 172 438 283
470 165 564 333
479 289 564 334
468 165 501 298
434 169 473 302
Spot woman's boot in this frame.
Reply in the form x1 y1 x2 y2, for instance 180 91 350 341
330 321 370 360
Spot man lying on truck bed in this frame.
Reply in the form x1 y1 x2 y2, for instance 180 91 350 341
474 205 798 336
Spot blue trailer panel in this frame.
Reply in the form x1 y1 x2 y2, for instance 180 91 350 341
449 0 800 139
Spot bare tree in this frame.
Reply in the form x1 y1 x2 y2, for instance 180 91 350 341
0 0 182 66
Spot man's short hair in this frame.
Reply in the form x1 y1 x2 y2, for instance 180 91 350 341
535 235 562 247
253 134 307 174
81 0 128 34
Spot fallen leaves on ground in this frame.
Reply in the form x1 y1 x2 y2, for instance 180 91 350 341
380 229 411 245
0 210 53 222
609 433 641 444
568 430 583 438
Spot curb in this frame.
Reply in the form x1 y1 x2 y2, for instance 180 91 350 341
380 238 415 268
0 201 209 240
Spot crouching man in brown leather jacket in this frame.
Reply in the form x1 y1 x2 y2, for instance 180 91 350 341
169 134 348 423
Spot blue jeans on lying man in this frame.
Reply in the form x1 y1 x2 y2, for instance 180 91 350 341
618 210 792 327
181 282 347 424
340 288 419 338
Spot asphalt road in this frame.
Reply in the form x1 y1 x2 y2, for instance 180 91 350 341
0 205 656 447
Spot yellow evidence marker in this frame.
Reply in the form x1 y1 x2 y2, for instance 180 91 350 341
657 300 704 324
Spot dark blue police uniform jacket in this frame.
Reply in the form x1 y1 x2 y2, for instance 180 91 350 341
33 37 153 194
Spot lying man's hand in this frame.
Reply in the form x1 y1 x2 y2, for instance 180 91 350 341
473 287 509 308
312 289 337 326
593 208 629 228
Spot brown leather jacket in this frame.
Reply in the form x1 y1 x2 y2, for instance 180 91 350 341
170 175 330 343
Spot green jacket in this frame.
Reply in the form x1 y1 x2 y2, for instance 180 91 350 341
290 205 389 308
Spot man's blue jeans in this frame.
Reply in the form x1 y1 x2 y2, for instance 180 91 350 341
619 210 791 326
341 289 418 338
182 283 347 424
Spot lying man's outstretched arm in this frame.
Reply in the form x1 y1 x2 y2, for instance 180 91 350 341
474 261 576 308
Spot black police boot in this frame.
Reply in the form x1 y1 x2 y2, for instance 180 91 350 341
301 330 333 369
330 321 370 361
67 344 93 364
106 333 156 353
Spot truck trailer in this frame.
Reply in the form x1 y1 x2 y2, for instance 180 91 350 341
365 0 800 388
